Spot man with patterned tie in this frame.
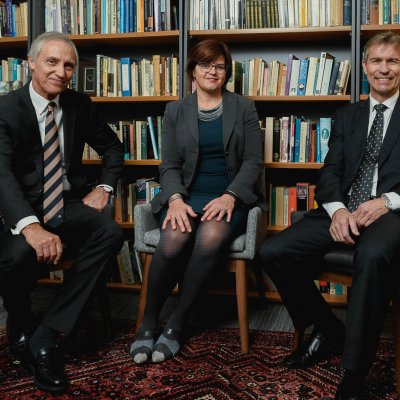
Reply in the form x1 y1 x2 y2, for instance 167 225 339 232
0 32 124 393
257 31 400 399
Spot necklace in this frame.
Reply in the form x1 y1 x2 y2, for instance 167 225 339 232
198 102 223 122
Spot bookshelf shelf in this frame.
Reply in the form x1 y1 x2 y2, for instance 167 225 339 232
249 95 351 102
68 31 179 47
265 162 323 169
360 94 368 101
91 96 179 103
118 222 134 229
189 27 351 43
82 159 161 165
0 36 28 49
361 24 400 40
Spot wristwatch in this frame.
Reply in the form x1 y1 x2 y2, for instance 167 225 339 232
382 194 393 211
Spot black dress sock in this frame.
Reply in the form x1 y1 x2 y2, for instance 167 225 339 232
339 369 366 395
29 324 58 357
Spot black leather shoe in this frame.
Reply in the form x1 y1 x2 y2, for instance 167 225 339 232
284 330 344 369
6 319 30 360
21 347 69 394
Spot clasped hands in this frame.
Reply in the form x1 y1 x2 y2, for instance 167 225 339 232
330 197 388 245
22 187 110 265
162 193 235 233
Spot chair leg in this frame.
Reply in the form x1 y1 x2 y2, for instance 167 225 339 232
392 292 400 395
234 259 249 353
135 253 152 333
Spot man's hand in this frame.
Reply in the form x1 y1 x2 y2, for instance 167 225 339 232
330 208 360 245
201 194 236 222
22 223 63 265
352 198 389 228
82 187 110 212
162 199 197 233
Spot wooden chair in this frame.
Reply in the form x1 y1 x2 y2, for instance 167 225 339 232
134 203 267 353
291 211 400 395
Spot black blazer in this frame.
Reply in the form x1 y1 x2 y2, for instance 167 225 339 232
0 84 124 231
315 98 400 207
151 89 267 214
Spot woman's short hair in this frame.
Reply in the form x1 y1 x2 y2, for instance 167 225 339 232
186 39 232 87
28 31 79 65
363 31 400 61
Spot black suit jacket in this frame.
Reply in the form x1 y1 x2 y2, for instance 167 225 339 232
315 98 400 208
0 84 124 231
151 89 267 214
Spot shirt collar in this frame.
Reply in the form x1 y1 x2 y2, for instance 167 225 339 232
29 81 60 115
369 91 399 113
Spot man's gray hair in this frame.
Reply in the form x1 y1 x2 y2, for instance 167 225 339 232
28 31 79 64
363 31 400 61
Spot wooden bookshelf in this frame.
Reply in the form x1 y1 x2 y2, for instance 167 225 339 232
265 162 323 169
0 36 28 49
82 159 161 166
189 27 352 43
249 95 351 102
91 96 179 103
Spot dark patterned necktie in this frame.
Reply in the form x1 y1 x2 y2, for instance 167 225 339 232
43 101 64 227
347 103 387 213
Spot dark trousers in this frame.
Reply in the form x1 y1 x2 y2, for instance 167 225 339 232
0 198 124 334
257 211 400 373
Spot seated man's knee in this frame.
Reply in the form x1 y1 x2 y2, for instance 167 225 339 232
257 236 288 270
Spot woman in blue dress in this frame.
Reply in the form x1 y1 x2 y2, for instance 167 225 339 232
130 39 266 364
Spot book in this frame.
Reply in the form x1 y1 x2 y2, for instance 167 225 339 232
285 54 299 95
319 117 332 162
289 58 300 96
296 182 309 211
305 57 319 96
320 57 334 95
264 116 274 163
116 241 136 284
314 52 334 95
120 57 132 96
147 116 159 159
297 58 309 96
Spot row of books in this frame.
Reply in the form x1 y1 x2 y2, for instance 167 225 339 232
0 0 28 37
73 55 179 97
189 0 351 30
360 0 400 24
45 0 178 35
268 182 316 227
83 116 163 160
0 57 29 83
263 116 332 163
114 240 143 284
114 177 160 223
227 54 351 97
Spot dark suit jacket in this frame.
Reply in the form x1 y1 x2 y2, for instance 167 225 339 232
0 84 124 232
151 89 267 214
315 98 400 208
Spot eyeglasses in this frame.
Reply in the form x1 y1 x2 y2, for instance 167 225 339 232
197 62 228 74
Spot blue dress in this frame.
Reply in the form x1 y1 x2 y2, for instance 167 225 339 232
160 112 248 237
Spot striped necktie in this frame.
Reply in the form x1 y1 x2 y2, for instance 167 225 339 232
43 101 64 227
347 103 387 213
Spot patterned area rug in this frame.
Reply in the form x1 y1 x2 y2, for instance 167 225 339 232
0 320 398 399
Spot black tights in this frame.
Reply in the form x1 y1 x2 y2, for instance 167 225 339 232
140 217 232 333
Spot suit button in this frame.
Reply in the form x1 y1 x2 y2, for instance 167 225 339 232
228 167 233 171
225 151 229 155
35 188 42 194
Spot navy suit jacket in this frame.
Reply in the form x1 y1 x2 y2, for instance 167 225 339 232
315 98 400 208
0 83 124 232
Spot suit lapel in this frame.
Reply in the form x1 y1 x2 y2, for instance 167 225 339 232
352 99 370 166
182 92 199 144
379 98 400 166
17 85 43 175
59 91 77 173
222 90 236 150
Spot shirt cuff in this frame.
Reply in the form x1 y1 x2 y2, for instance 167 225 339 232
96 184 113 194
11 216 40 235
382 192 400 210
322 201 347 219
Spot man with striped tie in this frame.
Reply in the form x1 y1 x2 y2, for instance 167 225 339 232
0 31 124 393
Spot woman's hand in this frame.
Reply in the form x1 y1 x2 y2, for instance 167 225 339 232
162 199 197 232
201 194 236 222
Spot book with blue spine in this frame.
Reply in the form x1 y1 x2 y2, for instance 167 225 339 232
293 117 302 162
120 57 132 96
147 116 159 160
320 117 332 162
297 58 309 96
316 123 321 162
